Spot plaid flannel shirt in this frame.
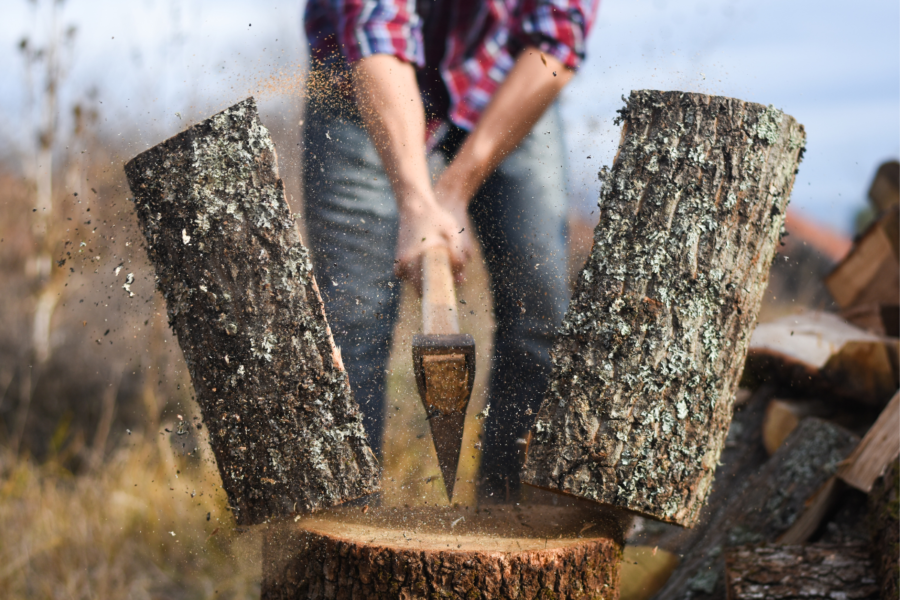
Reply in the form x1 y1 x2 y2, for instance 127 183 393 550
304 0 599 130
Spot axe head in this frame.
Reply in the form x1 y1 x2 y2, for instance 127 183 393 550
412 333 476 501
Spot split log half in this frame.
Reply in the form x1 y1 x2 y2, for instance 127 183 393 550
628 387 771 554
760 396 866 456
838 390 900 493
868 458 899 600
262 505 628 600
842 303 900 337
742 311 899 405
725 543 879 600
124 98 380 525
522 90 806 526
654 417 859 600
825 205 899 310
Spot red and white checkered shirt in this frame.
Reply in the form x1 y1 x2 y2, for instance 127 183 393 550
304 0 600 130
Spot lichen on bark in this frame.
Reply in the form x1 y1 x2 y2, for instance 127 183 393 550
124 97 380 525
522 90 806 526
655 417 859 600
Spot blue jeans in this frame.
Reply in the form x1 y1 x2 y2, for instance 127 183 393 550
302 96 569 501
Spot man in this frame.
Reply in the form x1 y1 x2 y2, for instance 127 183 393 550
302 0 599 502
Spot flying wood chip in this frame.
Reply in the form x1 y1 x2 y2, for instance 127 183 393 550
124 98 380 525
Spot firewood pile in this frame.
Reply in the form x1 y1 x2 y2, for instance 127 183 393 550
632 160 900 600
124 93 897 600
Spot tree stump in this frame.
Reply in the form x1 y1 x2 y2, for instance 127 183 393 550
522 90 806 526
124 98 380 525
262 505 628 599
725 543 879 599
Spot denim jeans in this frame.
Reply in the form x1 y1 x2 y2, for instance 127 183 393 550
302 95 569 502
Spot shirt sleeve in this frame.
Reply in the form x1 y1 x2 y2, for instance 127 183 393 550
337 0 424 66
510 0 600 70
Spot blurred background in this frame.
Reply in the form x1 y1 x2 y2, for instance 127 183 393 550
0 0 896 598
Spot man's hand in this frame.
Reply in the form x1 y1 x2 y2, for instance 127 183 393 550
352 49 574 290
394 192 471 291
352 55 470 288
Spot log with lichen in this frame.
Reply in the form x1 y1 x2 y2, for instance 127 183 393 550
521 90 806 526
655 417 859 600
124 98 380 525
725 543 879 599
261 505 627 599
628 386 772 557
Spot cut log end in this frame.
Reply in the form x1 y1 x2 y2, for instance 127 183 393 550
262 505 628 600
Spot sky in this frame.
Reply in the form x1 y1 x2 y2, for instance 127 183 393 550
0 0 897 232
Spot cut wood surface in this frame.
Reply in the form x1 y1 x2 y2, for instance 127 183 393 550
760 397 852 456
262 505 628 599
826 205 899 310
725 543 879 600
868 459 899 600
654 417 859 600
124 98 380 525
762 399 803 456
522 91 806 527
743 311 899 405
838 390 900 492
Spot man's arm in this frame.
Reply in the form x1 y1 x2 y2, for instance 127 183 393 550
435 49 573 221
352 55 471 284
353 49 573 283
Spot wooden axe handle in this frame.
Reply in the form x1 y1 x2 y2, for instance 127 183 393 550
421 246 460 335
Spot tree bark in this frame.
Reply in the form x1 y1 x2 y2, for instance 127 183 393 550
522 90 806 526
868 458 899 600
124 97 380 525
654 417 859 600
261 505 627 599
725 543 879 600
627 386 771 553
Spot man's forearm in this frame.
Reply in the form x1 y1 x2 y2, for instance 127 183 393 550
437 48 573 205
352 54 434 211
351 53 470 276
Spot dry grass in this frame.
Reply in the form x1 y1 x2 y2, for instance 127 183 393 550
0 434 262 600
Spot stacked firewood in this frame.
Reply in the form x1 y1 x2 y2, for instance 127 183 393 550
634 161 900 600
